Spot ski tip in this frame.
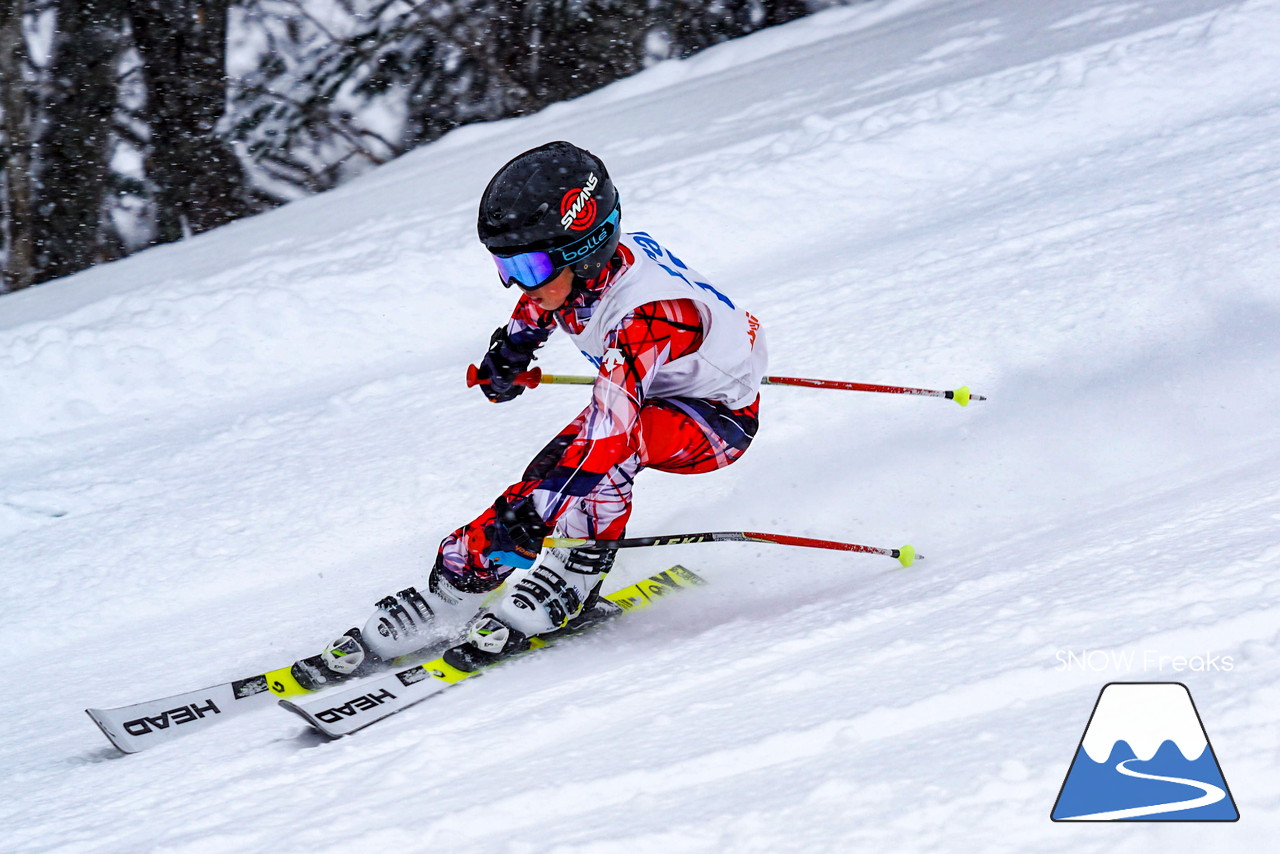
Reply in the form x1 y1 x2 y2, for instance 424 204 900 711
85 708 138 755
278 698 339 735
897 545 918 567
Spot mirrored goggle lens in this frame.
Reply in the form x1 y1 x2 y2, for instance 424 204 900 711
492 251 557 290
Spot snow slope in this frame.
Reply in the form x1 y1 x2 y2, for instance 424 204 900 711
3 0 1280 850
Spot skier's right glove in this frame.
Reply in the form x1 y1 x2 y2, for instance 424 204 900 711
476 326 534 403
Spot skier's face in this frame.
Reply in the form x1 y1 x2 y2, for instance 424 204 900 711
526 267 575 311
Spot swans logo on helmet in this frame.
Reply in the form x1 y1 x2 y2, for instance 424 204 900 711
560 175 599 231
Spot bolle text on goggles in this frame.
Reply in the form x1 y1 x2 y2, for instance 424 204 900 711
491 204 620 291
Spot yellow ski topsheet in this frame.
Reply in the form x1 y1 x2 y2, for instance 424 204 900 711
264 664 313 699
606 564 706 611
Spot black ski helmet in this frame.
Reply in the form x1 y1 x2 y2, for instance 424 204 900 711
478 141 622 283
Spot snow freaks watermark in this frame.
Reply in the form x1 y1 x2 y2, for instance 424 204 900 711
1054 649 1235 673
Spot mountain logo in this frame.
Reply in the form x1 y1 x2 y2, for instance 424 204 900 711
1051 682 1239 821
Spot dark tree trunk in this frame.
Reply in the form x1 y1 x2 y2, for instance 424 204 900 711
126 0 254 244
32 0 122 283
1 0 35 291
473 0 649 113
762 0 811 28
665 0 810 59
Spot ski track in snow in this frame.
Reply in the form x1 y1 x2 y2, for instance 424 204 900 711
3 0 1280 851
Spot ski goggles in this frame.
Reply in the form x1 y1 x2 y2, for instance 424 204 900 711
491 204 620 291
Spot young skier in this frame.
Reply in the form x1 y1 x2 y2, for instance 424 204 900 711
294 141 767 686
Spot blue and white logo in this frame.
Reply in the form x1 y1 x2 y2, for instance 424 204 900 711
1051 682 1238 821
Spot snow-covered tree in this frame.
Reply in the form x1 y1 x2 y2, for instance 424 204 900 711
3 0 841 290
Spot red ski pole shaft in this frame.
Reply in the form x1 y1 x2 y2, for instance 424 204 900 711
543 530 919 567
762 375 984 406
468 366 983 405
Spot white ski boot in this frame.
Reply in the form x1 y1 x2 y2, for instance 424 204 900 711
444 546 619 671
292 571 489 689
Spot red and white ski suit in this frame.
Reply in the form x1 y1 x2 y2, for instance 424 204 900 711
436 233 767 593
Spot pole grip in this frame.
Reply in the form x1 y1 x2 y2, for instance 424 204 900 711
466 365 543 388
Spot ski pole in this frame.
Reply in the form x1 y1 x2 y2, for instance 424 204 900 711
543 531 919 567
467 364 592 389
467 365 984 406
762 375 984 406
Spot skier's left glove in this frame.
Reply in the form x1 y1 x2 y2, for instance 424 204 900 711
476 326 534 403
484 495 550 569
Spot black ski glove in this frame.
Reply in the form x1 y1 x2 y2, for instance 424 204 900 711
476 326 534 403
485 495 551 569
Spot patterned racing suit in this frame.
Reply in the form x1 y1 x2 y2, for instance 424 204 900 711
436 233 767 594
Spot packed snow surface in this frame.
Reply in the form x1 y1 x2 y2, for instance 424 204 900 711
3 0 1280 850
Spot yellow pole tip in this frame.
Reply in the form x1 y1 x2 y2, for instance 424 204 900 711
898 545 917 567
953 386 971 407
